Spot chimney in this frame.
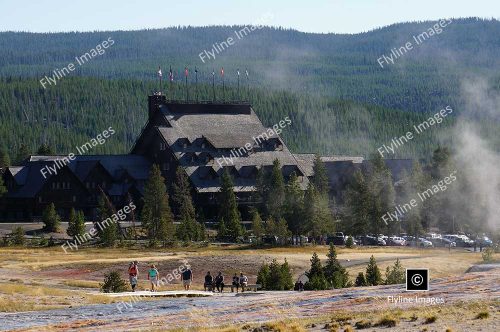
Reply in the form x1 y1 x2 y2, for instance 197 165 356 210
148 94 167 119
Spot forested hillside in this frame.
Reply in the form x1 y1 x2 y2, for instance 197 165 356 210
0 77 463 161
0 18 499 161
1 18 499 113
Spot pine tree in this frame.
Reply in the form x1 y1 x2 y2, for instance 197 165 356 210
280 258 294 290
257 262 270 289
266 159 285 220
217 218 227 240
15 143 30 165
304 183 334 237
253 167 268 215
312 155 329 196
324 243 349 288
0 176 6 197
173 167 200 241
343 169 370 235
141 164 175 246
385 259 405 285
0 149 10 169
355 272 367 287
218 169 243 241
42 203 60 232
268 259 284 290
37 144 54 155
305 252 328 290
67 208 85 238
11 226 25 246
283 172 304 234
251 210 264 237
97 193 118 247
365 255 382 286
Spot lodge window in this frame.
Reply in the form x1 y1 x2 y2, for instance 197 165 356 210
68 183 71 190
56 182 60 189
102 182 106 189
86 182 90 189
72 196 76 203
159 142 166 151
52 183 56 189
201 143 206 149
92 182 96 189
38 196 42 203
162 163 169 171
183 143 188 149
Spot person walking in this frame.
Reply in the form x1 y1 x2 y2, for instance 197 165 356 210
182 267 193 291
128 261 139 292
147 264 159 292
214 272 224 293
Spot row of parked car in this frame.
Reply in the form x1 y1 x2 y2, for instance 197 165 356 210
326 233 494 248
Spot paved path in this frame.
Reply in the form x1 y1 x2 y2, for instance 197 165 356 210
1 265 499 331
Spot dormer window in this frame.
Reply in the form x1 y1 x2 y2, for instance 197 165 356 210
183 143 188 149
201 142 206 149
159 142 166 151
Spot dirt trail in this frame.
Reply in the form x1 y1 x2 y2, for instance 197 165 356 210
2 265 498 331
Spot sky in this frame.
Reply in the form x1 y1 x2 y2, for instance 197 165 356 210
0 0 498 34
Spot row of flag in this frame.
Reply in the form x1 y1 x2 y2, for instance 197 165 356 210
157 66 249 81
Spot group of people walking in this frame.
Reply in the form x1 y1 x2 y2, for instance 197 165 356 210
127 261 249 293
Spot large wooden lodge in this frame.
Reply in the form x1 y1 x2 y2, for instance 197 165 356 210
0 94 412 222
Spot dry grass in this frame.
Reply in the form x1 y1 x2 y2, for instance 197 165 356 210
63 280 101 288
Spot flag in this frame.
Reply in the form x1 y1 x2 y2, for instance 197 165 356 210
212 69 215 76
195 67 198 74
185 67 188 77
158 66 162 78
221 67 224 77
245 69 249 77
237 69 240 76
169 66 173 81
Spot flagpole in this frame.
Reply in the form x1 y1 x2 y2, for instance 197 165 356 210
158 66 162 94
185 67 188 102
169 66 173 101
212 69 215 101
237 69 240 101
195 67 198 102
221 67 225 101
245 68 249 101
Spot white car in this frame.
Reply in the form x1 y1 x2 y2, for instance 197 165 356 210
388 236 406 246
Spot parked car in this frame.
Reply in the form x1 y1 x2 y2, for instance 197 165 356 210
327 232 347 245
475 236 493 247
430 237 456 247
387 236 406 246
443 235 473 247
406 237 433 247
358 235 386 246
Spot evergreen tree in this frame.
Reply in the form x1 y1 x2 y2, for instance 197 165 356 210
37 144 54 155
257 262 270 289
217 218 227 240
42 203 60 232
385 259 405 285
324 243 349 288
251 210 264 237
141 164 175 246
67 208 85 238
0 176 6 197
305 252 328 290
303 183 334 237
97 193 118 247
266 217 291 244
366 153 395 235
11 226 25 246
15 143 30 165
355 272 367 287
280 258 294 290
345 236 354 248
173 167 201 241
283 172 304 234
312 155 329 196
365 255 382 286
253 167 268 215
0 149 10 169
266 159 285 220
268 259 284 290
218 169 243 241
343 170 370 235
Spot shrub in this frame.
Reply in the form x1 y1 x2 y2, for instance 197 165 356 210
100 271 128 293
475 311 489 319
345 236 354 248
354 320 371 329
355 272 367 287
482 248 494 262
42 203 61 232
257 259 294 290
424 315 437 324
11 226 25 246
375 315 397 327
